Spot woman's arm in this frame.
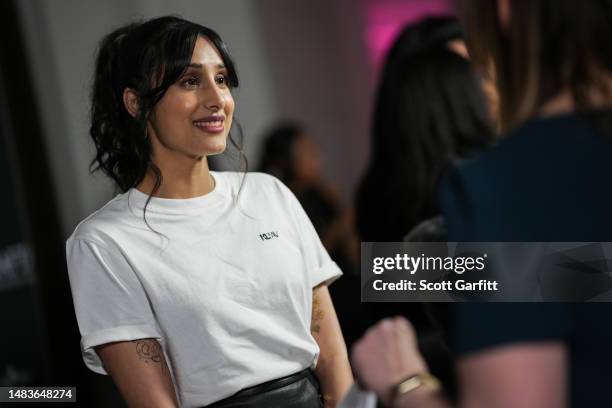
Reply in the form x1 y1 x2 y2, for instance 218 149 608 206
456 342 566 408
351 317 567 408
95 339 179 408
312 284 354 407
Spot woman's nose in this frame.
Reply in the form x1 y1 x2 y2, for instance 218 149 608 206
201 80 225 112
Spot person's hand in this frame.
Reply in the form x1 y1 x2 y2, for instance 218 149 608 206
351 317 428 406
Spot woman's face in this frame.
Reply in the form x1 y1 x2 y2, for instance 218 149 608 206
147 36 235 163
292 134 322 183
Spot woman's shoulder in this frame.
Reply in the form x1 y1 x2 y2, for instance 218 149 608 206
215 171 292 197
438 113 612 240
67 193 130 247
222 170 283 185
214 171 301 221
443 112 612 191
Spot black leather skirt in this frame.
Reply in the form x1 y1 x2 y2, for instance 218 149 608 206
204 369 323 408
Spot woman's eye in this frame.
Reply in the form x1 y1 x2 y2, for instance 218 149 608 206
215 74 228 86
181 77 200 88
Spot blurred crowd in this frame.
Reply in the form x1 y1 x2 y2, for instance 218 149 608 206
258 1 612 406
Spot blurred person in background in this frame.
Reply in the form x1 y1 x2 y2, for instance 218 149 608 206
65 16 352 408
258 123 358 274
355 16 495 244
353 16 495 399
352 1 612 407
258 123 366 349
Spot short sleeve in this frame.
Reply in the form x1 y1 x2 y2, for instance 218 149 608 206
65 238 162 375
272 178 343 288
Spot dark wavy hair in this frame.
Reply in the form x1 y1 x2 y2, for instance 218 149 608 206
89 15 244 228
355 16 495 242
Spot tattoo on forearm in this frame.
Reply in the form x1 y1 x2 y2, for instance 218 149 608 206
134 339 169 377
311 292 324 334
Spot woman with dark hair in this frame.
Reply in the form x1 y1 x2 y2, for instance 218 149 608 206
352 1 612 407
352 17 495 400
355 16 495 243
65 16 352 408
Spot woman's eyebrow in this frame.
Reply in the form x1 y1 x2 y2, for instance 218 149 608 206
187 63 226 69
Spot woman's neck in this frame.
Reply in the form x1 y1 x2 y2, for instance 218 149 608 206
135 157 215 199
538 76 612 118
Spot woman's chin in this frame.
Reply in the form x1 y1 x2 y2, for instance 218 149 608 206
204 141 227 156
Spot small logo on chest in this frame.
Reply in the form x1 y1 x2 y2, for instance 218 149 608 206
259 231 279 241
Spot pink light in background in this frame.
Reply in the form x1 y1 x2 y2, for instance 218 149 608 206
364 0 453 70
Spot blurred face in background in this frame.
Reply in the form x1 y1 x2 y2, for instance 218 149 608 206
292 134 322 184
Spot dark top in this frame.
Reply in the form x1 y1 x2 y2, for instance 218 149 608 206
438 113 612 407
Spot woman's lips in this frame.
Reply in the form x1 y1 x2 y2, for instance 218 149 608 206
193 118 224 134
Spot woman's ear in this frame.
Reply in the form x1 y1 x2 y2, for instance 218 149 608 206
497 0 511 30
123 88 140 118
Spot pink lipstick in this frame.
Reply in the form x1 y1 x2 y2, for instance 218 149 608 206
193 115 225 134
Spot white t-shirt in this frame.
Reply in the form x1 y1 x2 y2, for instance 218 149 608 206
65 171 342 407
